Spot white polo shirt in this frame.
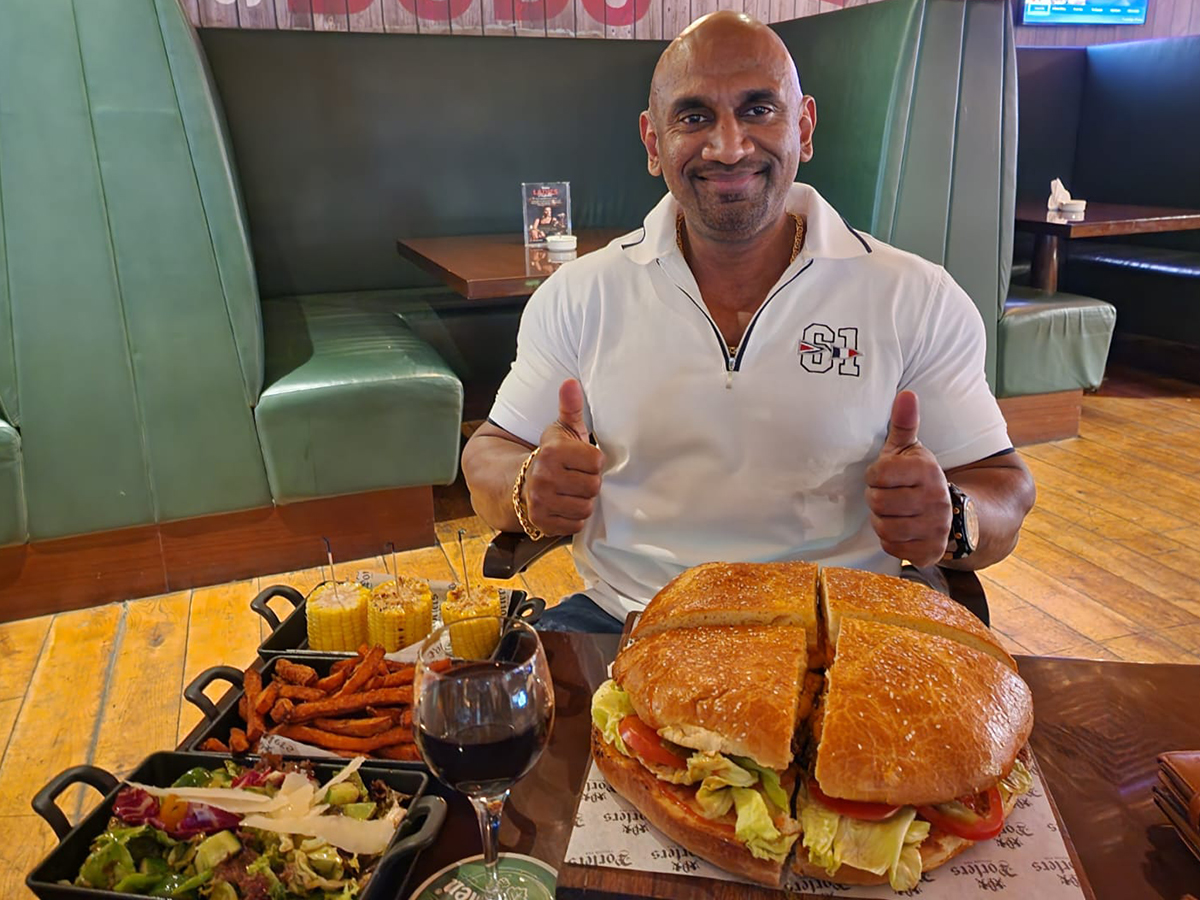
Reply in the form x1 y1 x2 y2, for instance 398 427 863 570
489 183 1011 621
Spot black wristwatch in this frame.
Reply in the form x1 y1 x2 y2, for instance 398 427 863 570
945 483 979 560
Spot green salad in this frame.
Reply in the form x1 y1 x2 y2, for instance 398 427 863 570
73 757 410 899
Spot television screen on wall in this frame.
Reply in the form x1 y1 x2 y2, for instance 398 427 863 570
1019 0 1148 25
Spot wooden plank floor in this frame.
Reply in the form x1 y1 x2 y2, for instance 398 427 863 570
4 366 1199 896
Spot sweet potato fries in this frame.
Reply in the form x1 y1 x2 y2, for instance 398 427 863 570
201 645 448 760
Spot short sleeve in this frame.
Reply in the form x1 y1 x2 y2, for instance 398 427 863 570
900 269 1012 470
487 273 584 445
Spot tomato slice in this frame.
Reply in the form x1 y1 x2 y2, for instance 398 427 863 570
917 787 1005 841
618 716 688 769
808 779 901 821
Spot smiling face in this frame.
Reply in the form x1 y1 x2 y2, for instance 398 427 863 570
640 13 816 243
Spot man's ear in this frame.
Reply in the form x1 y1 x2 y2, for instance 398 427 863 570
798 95 817 164
639 110 662 177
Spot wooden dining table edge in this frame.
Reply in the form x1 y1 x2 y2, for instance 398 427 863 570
395 238 471 297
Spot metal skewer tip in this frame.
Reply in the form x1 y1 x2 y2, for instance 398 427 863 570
457 528 471 599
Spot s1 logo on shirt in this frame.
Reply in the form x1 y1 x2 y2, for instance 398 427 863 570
798 323 863 376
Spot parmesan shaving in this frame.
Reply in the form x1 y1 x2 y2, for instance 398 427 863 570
318 755 365 796
239 809 398 855
123 783 285 814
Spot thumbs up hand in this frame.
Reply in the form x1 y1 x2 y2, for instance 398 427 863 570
523 379 605 536
864 391 953 567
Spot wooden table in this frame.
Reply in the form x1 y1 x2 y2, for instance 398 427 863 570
396 230 627 301
402 632 1200 900
1014 200 1200 293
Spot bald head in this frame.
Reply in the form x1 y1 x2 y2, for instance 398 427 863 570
648 12 802 128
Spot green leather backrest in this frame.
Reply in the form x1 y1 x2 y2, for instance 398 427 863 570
0 0 270 540
1073 35 1200 253
773 0 922 233
891 0 1014 385
1014 48 1086 203
199 30 668 298
781 0 1012 385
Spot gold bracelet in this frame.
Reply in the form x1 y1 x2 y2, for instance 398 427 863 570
512 447 545 540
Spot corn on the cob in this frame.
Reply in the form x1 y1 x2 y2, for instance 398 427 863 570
441 584 503 659
306 581 369 651
367 576 434 651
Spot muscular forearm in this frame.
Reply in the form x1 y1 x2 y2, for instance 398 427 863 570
461 431 535 533
943 455 1036 570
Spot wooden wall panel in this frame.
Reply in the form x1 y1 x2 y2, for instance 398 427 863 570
662 0 691 38
237 0 278 27
451 0 485 34
275 0 313 27
574 0 604 36
182 0 201 26
483 0 516 35
545 0 576 37
416 0 452 32
198 0 239 27
514 0 548 37
382 0 418 33
348 0 386 30
312 0 349 29
637 0 662 38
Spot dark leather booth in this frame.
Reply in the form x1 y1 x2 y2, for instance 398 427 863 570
1016 37 1200 378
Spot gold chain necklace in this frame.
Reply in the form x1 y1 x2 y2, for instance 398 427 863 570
675 211 806 355
674 211 806 265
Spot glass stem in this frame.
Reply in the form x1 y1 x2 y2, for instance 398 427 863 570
470 791 509 899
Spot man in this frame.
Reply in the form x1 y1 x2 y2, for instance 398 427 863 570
463 11 1035 632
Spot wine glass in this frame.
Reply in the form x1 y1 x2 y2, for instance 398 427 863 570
414 615 555 899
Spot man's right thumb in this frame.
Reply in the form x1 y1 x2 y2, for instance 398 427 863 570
557 378 588 440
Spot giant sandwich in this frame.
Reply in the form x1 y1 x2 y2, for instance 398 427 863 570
589 562 1035 890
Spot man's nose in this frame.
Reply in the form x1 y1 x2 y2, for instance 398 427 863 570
702 113 752 165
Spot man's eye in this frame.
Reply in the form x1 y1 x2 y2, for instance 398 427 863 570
744 105 773 117
680 113 708 125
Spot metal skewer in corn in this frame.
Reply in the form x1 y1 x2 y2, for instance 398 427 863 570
367 543 433 651
442 528 502 658
307 537 369 651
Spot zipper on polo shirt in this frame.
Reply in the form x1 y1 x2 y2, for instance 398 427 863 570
657 257 815 388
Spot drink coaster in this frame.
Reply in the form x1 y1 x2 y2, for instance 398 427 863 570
409 852 557 900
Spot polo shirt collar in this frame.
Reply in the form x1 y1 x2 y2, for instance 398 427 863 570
620 182 872 266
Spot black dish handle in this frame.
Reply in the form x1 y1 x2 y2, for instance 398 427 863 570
380 795 448 864
32 765 120 840
250 584 306 632
510 593 546 625
183 665 246 722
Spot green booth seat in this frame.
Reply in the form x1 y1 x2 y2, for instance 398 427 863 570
0 419 26 545
997 287 1117 398
256 293 463 504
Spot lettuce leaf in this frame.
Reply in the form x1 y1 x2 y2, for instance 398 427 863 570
731 756 789 812
797 788 929 891
730 788 798 863
590 680 636 756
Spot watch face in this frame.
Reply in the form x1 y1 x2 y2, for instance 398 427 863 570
962 494 980 551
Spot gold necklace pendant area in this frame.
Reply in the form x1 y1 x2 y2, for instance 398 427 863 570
674 211 807 265
675 212 806 356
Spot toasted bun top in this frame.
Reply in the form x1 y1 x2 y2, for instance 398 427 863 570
815 618 1033 806
633 562 820 661
613 624 807 770
820 567 1014 670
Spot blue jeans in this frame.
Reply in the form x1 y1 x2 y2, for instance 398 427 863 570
535 593 624 634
